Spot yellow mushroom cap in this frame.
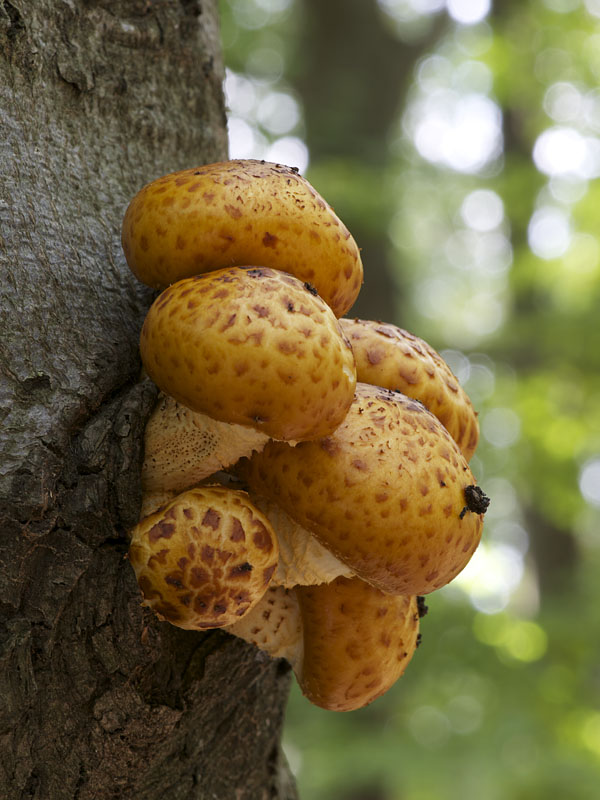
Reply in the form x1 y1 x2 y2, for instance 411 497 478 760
140 266 357 442
128 486 279 629
295 577 420 712
121 159 363 317
340 318 479 460
239 383 487 596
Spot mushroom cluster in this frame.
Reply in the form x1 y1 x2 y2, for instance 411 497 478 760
122 159 489 712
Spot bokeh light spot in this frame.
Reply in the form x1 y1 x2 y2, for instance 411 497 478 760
482 407 521 448
265 136 309 171
461 189 504 231
579 458 600 507
527 207 571 260
446 0 491 25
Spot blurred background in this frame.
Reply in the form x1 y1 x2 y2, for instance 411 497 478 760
218 1 600 797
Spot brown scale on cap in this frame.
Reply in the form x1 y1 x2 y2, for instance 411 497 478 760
339 318 480 460
128 486 279 629
239 382 487 596
121 159 363 317
140 266 357 442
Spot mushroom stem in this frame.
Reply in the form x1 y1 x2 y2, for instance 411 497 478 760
250 495 354 588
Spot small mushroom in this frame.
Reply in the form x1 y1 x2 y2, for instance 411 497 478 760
239 382 488 596
128 485 279 629
138 483 353 590
140 266 357 442
225 577 421 712
121 159 363 318
340 318 479 460
295 577 420 711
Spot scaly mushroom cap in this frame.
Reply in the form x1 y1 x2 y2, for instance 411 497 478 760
142 393 269 493
295 577 420 712
121 159 363 317
128 486 279 629
239 383 487 595
340 318 479 460
140 267 357 442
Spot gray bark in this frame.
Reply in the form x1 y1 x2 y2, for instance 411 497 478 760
0 2 296 797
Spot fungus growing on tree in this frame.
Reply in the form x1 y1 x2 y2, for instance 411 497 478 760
121 159 364 317
122 159 489 712
340 317 480 460
238 382 487 596
139 266 357 443
128 485 279 629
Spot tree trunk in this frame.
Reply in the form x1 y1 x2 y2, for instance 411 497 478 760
0 2 296 798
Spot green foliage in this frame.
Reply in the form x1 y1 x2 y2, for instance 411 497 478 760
221 1 600 797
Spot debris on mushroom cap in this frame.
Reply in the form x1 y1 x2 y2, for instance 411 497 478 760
128 485 279 630
250 495 354 588
340 318 479 460
239 382 487 596
295 577 420 712
121 159 363 317
224 584 303 672
139 266 357 442
142 393 270 494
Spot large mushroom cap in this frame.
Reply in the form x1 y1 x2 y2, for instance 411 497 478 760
121 159 363 317
239 382 487 596
340 318 479 460
140 266 357 442
128 486 279 629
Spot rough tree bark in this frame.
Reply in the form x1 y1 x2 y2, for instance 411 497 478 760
0 2 296 798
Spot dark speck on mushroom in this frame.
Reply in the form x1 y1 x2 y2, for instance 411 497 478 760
459 485 490 519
